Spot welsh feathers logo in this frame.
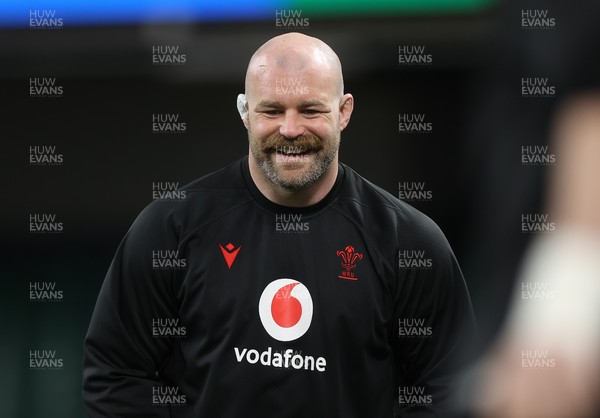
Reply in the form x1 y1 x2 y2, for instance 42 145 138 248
336 245 363 280
258 279 313 342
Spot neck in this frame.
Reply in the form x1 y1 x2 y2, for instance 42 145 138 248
248 155 339 207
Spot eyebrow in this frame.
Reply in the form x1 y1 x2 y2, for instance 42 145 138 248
255 100 284 109
255 100 329 109
299 100 328 108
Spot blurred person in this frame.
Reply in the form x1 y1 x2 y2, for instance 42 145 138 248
83 32 475 417
458 0 600 360
474 93 600 418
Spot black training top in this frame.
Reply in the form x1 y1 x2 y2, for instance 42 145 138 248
83 156 475 418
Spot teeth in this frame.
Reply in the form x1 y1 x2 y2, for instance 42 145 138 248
278 149 305 155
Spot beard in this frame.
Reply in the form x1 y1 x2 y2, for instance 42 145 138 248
248 126 340 191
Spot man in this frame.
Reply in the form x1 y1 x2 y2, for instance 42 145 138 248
83 32 475 417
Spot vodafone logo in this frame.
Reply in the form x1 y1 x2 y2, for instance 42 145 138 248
258 279 313 342
235 279 325 372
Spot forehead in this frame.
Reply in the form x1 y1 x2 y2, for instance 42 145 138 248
252 67 337 104
248 50 339 102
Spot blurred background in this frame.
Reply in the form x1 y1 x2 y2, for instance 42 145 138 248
2 0 599 416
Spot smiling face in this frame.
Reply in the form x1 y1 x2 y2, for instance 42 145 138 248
243 33 353 192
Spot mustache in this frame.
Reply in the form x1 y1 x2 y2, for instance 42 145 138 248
262 133 322 153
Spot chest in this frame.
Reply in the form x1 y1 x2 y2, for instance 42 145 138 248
177 210 395 352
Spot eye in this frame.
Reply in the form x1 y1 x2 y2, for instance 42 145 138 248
302 109 320 115
262 110 282 115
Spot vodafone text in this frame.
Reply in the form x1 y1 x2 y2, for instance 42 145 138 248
234 347 326 372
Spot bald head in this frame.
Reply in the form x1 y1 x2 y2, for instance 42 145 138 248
244 33 344 101
240 33 355 201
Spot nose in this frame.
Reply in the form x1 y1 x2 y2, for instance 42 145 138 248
279 110 305 139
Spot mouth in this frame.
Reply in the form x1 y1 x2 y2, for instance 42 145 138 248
271 146 314 163
274 145 309 155
277 149 308 156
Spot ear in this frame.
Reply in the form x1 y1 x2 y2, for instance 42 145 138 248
338 93 354 132
236 93 249 130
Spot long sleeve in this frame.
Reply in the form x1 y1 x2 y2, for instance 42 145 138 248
83 202 184 417
393 217 476 417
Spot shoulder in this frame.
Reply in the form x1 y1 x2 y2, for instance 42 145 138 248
131 158 252 240
336 163 449 252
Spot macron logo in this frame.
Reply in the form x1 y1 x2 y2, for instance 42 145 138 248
219 243 241 269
